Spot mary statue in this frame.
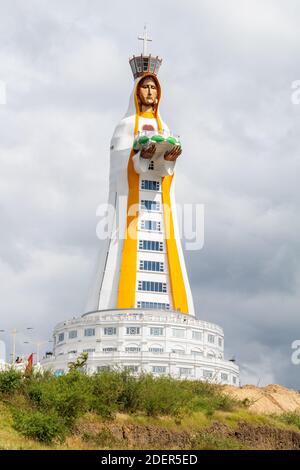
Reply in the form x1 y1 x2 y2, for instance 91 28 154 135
86 50 195 316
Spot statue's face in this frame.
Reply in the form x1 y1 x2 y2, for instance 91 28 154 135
138 77 158 106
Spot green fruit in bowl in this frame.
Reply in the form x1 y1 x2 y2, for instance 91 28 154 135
133 135 149 150
166 136 178 145
138 135 150 145
150 134 165 143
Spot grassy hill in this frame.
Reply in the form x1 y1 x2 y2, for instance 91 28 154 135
0 368 300 450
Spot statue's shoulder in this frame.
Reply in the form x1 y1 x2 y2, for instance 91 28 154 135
111 114 135 151
112 115 135 137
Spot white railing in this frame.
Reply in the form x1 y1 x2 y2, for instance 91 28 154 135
54 310 223 334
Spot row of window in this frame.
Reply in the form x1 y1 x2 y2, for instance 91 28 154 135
137 301 170 310
139 240 164 252
66 348 218 357
141 179 160 191
151 368 235 381
58 328 223 344
139 260 164 272
95 365 236 382
141 200 160 211
140 220 161 232
137 280 167 293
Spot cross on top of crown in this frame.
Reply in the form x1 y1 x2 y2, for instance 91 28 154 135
138 25 152 55
129 26 162 80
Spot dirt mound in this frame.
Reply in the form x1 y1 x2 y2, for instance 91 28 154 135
223 384 300 414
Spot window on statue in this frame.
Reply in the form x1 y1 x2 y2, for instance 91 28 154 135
171 348 185 356
104 327 117 336
97 366 110 372
126 327 141 335
138 280 167 293
124 365 139 373
179 368 192 377
152 366 166 374
84 328 95 337
149 347 164 354
172 328 185 338
150 327 164 336
137 301 170 310
125 347 141 353
102 347 117 353
232 376 237 384
131 61 137 75
140 220 161 231
141 180 160 191
139 240 164 252
139 260 164 272
58 333 64 343
141 200 160 211
207 334 215 344
83 348 95 353
191 349 204 357
203 370 213 379
192 330 202 341
221 373 229 382
135 57 142 72
150 58 156 73
68 330 77 339
218 337 223 347
143 58 149 71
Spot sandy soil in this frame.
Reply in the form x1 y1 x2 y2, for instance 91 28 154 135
223 384 300 414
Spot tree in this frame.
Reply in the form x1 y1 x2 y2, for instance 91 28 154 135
67 352 88 372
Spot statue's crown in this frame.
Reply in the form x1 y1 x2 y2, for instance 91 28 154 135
129 54 162 80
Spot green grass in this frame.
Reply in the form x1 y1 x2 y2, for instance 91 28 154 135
190 432 247 450
275 411 300 431
0 368 299 449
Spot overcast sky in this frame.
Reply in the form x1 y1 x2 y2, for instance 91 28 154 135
0 0 300 388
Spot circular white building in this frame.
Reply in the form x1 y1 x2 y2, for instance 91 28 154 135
42 309 239 385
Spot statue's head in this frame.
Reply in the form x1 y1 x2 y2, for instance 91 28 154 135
137 75 159 112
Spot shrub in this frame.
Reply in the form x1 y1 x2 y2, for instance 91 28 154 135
278 412 300 430
0 369 22 395
13 409 66 444
135 375 192 418
181 381 240 415
117 371 141 413
25 370 92 426
90 369 126 418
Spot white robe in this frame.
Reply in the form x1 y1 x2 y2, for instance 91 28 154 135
86 74 195 316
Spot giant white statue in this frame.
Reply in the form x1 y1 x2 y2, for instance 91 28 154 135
86 38 195 316
43 33 240 386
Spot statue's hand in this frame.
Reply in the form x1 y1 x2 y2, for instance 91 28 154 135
140 143 156 159
164 145 182 161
